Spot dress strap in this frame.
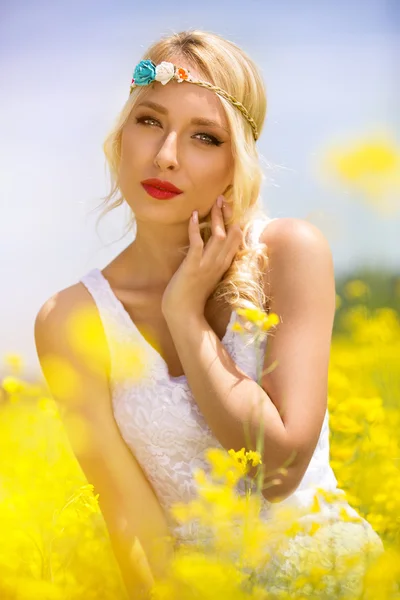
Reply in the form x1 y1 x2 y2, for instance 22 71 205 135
79 268 155 386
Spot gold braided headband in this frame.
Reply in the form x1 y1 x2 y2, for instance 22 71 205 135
129 60 259 141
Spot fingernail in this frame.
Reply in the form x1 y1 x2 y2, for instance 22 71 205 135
217 196 223 208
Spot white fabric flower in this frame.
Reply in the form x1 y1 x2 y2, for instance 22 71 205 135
155 62 175 86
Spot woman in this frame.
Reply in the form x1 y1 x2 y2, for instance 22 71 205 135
34 29 384 598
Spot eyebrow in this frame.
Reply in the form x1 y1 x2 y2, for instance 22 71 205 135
136 100 230 134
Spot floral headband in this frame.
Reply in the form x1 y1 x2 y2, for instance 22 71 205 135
129 59 259 141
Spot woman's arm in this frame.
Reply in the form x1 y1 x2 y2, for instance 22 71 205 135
34 285 174 599
163 218 336 501
258 217 336 492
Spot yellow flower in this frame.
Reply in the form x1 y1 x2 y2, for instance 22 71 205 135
344 279 370 300
228 447 246 462
231 321 245 334
330 445 355 462
324 134 400 212
333 139 398 180
330 413 365 434
315 487 348 505
37 396 59 417
1 375 26 395
285 520 303 537
245 450 263 468
193 468 208 486
205 448 247 482
3 353 24 373
338 506 363 523
309 522 322 536
236 308 280 332
310 493 322 514
171 499 208 524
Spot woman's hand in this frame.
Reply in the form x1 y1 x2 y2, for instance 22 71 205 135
161 195 243 318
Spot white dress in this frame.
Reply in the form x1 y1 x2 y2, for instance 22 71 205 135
80 216 384 596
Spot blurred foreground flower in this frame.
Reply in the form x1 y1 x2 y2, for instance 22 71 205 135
322 133 400 214
1 298 400 598
151 446 393 599
3 353 24 374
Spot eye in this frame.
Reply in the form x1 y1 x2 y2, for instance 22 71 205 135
195 133 223 147
136 116 160 127
135 116 223 147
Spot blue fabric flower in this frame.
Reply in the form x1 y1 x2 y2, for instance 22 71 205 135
133 60 157 86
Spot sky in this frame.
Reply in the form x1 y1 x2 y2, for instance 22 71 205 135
0 0 399 377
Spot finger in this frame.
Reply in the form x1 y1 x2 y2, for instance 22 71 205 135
188 210 204 259
211 196 227 240
222 198 236 229
223 226 243 266
221 198 239 241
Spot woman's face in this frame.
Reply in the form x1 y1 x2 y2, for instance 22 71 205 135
118 64 234 225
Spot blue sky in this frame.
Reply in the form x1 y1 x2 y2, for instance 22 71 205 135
0 0 399 376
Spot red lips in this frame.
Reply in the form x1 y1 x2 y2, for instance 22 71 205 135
141 178 183 194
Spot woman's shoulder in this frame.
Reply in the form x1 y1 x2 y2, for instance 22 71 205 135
36 279 100 324
259 217 332 256
34 280 111 374
257 217 334 306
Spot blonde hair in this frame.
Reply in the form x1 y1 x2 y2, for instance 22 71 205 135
97 29 273 322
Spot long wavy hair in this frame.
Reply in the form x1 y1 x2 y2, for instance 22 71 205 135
96 29 273 331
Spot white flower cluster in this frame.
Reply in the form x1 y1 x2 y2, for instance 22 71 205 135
154 61 194 85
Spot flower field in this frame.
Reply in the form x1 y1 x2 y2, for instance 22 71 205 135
1 288 399 598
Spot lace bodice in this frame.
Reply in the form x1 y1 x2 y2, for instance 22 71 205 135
80 216 344 542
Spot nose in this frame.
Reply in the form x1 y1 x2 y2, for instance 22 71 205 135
154 132 179 171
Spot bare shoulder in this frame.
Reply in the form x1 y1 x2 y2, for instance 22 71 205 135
34 281 110 378
260 217 334 273
35 281 97 335
260 217 332 255
259 217 335 308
